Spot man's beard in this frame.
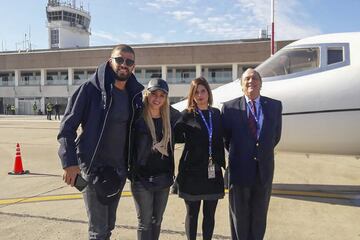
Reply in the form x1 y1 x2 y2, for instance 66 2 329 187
115 70 131 82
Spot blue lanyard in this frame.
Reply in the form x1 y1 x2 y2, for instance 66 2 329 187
247 101 261 126
196 108 213 158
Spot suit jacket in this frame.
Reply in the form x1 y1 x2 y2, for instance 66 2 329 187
221 95 282 186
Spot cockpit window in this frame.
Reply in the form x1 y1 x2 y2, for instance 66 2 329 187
327 48 343 65
257 47 320 78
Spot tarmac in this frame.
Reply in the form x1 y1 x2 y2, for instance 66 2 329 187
0 115 359 240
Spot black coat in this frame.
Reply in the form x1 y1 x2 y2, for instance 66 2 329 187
175 107 225 200
57 61 144 173
129 107 181 179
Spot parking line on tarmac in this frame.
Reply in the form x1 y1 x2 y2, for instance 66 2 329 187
0 189 357 206
0 191 133 205
271 189 356 200
0 194 83 205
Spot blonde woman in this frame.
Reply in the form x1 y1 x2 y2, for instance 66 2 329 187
130 78 180 240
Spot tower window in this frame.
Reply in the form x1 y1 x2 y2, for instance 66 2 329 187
50 29 59 47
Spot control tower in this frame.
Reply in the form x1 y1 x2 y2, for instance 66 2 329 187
46 0 91 49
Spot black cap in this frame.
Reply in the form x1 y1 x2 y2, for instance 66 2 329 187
147 78 169 94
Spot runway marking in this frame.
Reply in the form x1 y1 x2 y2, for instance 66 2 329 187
0 191 133 205
0 189 358 206
0 194 83 205
271 189 357 200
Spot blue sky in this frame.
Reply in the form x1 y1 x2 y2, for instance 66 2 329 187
1 0 360 51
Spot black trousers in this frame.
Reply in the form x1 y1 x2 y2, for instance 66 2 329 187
55 111 60 120
228 169 272 240
184 199 218 240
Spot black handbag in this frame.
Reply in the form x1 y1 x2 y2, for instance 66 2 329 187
92 166 125 205
138 173 174 191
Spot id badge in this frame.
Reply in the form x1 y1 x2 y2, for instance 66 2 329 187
208 163 215 179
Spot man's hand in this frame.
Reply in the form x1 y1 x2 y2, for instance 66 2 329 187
63 166 81 187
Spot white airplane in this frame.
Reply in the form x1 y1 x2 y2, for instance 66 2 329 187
173 32 360 155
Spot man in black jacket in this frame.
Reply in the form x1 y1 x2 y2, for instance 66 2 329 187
222 68 282 240
58 44 144 239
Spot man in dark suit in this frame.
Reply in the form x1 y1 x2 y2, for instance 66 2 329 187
221 68 282 240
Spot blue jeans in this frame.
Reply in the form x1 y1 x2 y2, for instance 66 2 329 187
131 181 170 240
83 178 126 240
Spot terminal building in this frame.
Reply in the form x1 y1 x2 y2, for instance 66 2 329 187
0 0 292 115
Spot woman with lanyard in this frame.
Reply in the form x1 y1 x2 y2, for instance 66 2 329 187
174 77 225 240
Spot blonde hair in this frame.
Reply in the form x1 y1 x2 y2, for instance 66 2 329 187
143 90 171 156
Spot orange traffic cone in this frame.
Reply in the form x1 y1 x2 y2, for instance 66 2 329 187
8 143 30 175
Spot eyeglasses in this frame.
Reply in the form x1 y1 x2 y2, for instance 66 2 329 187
111 56 135 67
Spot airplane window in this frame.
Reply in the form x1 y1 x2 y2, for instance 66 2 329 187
257 48 319 78
327 48 343 65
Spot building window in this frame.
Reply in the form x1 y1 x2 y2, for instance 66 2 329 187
20 71 41 86
134 69 142 83
50 29 59 48
46 70 68 85
77 14 85 26
63 11 76 24
134 68 161 84
0 72 15 86
207 67 232 83
47 11 62 21
74 69 95 85
169 96 184 104
145 69 161 80
167 67 195 83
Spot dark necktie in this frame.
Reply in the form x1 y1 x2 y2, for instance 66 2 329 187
248 100 257 139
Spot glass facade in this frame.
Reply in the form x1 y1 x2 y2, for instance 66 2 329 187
1 97 15 114
1 64 237 114
47 10 62 21
46 70 68 85
1 65 236 87
134 69 142 82
205 67 232 83
145 69 161 80
167 67 196 84
47 10 90 30
73 69 95 85
19 71 41 86
63 11 76 23
135 68 161 84
0 72 15 86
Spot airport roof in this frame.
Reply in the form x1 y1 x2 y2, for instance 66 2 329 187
0 37 277 55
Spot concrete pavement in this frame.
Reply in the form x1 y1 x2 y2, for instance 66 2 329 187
0 116 359 240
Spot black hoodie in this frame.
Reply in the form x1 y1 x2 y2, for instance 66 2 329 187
57 61 144 173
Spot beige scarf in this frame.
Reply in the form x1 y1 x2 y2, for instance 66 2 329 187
152 141 169 157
